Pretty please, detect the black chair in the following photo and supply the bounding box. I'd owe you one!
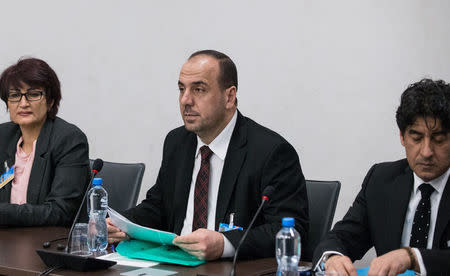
[89,159,145,212]
[302,180,341,261]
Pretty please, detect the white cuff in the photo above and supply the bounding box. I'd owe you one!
[313,251,344,271]
[221,234,236,258]
[412,248,426,276]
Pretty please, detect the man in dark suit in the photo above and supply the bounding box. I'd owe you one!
[314,79,450,275]
[107,50,308,260]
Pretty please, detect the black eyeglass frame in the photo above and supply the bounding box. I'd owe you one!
[7,91,46,102]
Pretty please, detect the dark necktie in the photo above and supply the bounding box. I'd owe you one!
[409,183,435,248]
[192,146,213,232]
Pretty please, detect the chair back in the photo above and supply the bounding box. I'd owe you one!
[89,159,145,212]
[302,180,340,261]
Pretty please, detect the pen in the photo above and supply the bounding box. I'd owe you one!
[229,213,234,228]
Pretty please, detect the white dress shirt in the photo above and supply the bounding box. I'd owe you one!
[401,168,450,275]
[180,111,238,257]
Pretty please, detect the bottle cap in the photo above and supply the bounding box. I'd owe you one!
[282,217,295,227]
[92,178,103,186]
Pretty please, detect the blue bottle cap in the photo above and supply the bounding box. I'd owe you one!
[92,178,103,186]
[282,217,295,227]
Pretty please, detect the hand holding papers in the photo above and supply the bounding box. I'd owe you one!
[107,207,175,244]
[107,207,205,266]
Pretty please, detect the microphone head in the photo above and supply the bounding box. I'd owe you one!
[262,186,275,201]
[92,158,103,173]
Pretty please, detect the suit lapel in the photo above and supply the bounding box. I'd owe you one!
[388,166,414,248]
[173,132,197,234]
[4,127,20,167]
[0,126,21,202]
[433,175,450,248]
[27,119,52,204]
[215,112,247,229]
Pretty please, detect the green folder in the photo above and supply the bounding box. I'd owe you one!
[356,267,414,276]
[116,240,206,267]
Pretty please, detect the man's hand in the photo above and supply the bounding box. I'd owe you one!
[172,229,224,260]
[325,255,358,276]
[106,218,128,244]
[368,248,414,276]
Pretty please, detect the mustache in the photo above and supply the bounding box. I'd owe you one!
[183,106,200,116]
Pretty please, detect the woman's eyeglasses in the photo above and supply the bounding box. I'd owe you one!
[7,91,46,102]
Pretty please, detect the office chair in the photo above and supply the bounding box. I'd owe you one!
[89,159,145,212]
[302,180,341,261]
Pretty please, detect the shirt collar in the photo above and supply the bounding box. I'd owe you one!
[195,111,238,161]
[413,167,450,195]
[16,137,37,158]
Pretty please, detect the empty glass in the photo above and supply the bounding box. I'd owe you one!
[70,223,91,256]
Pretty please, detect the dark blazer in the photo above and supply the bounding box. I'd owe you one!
[0,117,90,226]
[313,159,450,274]
[123,111,308,258]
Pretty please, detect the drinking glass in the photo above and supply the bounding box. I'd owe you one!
[70,223,91,256]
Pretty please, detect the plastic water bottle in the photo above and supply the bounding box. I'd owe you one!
[87,177,108,252]
[276,217,301,276]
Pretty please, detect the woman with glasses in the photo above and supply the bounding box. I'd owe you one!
[0,58,90,226]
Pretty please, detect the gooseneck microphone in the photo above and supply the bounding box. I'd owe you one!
[37,159,116,272]
[230,186,275,276]
[41,159,103,251]
[65,158,103,253]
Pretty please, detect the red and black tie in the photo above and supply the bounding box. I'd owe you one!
[192,146,213,232]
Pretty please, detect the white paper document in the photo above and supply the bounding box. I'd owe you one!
[120,267,178,276]
[97,252,158,268]
[107,207,176,244]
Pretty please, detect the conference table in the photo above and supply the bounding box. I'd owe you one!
[0,227,308,276]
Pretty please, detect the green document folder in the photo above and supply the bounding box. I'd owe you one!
[108,207,205,266]
[356,267,414,276]
[116,240,206,267]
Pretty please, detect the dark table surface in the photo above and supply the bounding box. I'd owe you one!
[0,226,302,276]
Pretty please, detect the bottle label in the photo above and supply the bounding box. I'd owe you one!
[100,197,108,209]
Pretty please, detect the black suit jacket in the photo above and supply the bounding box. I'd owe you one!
[0,117,90,226]
[313,159,450,274]
[123,112,308,258]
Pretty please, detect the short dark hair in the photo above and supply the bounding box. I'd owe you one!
[396,78,450,134]
[0,57,61,119]
[189,50,238,91]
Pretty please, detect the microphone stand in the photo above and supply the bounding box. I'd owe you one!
[230,197,269,276]
[65,169,98,253]
[36,160,116,272]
